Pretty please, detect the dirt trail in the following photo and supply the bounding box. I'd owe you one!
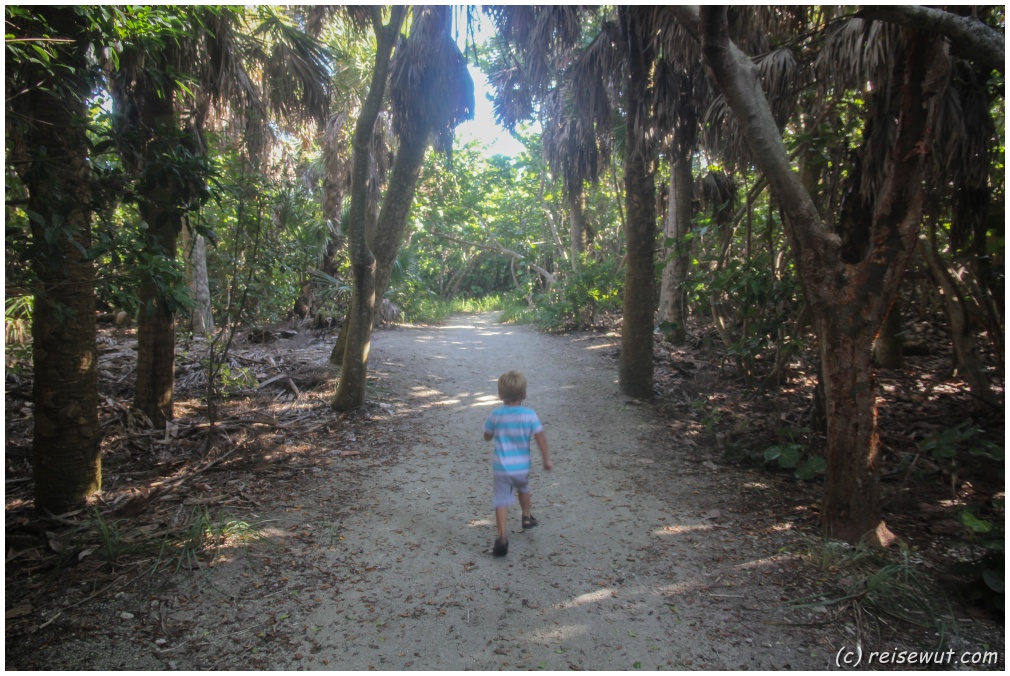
[26,313,836,670]
[255,313,831,670]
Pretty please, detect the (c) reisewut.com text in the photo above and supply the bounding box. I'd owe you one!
[835,646,1001,668]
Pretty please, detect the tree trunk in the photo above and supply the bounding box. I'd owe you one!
[684,6,948,545]
[29,185,102,513]
[329,314,349,366]
[569,181,587,266]
[134,210,180,426]
[658,151,694,345]
[332,7,404,411]
[300,114,349,320]
[816,312,887,543]
[618,6,658,399]
[182,225,214,335]
[918,237,999,412]
[372,117,431,304]
[874,300,904,368]
[120,73,183,428]
[12,7,102,513]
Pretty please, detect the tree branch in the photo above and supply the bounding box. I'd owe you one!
[858,5,1004,74]
[685,6,838,268]
[432,231,556,288]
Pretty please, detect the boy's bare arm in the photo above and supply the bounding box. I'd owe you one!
[534,431,552,471]
[484,431,493,441]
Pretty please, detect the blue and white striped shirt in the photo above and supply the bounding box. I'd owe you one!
[484,405,543,476]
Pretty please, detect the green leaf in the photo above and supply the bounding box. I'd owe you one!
[795,464,817,481]
[930,445,958,459]
[807,455,827,472]
[777,445,800,468]
[959,511,992,534]
[982,569,1004,594]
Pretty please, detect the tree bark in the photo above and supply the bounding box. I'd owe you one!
[874,300,904,368]
[569,181,587,266]
[857,5,1004,75]
[114,57,185,428]
[618,6,658,399]
[134,202,180,427]
[658,150,694,345]
[11,7,102,513]
[182,225,214,335]
[371,116,431,304]
[332,7,404,411]
[682,5,948,545]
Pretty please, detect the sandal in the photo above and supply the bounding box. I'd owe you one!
[493,537,508,557]
[522,515,538,530]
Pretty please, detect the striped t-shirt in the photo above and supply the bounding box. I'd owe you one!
[483,405,543,476]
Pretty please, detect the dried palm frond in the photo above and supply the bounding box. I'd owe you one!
[927,57,996,250]
[552,20,621,185]
[815,17,900,97]
[388,6,474,155]
[701,169,738,226]
[486,5,596,131]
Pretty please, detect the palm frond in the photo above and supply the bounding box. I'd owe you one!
[389,6,474,154]
[755,46,802,128]
[701,169,738,225]
[253,7,332,128]
[486,6,596,130]
[815,17,900,96]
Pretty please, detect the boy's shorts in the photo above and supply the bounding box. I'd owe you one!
[492,472,530,508]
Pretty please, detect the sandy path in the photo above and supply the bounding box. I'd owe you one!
[281,313,830,670]
[71,313,834,670]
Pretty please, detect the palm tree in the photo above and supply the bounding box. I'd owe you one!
[651,13,715,345]
[488,6,663,397]
[110,6,331,427]
[6,6,104,512]
[333,5,475,411]
[330,5,404,411]
[614,6,662,398]
[371,6,474,303]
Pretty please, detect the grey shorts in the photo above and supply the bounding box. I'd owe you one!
[492,472,530,508]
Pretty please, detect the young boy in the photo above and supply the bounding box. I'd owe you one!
[483,370,552,557]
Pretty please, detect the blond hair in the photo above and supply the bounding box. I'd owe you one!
[497,370,527,403]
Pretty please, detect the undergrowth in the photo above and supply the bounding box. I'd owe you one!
[786,536,957,648]
[400,293,529,324]
[59,506,275,576]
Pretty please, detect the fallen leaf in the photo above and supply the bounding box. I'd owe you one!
[46,531,65,554]
[5,604,32,619]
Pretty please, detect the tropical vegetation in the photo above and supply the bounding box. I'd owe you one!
[5,4,1003,563]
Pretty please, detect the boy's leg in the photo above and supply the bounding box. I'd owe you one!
[495,506,508,540]
[518,491,532,519]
